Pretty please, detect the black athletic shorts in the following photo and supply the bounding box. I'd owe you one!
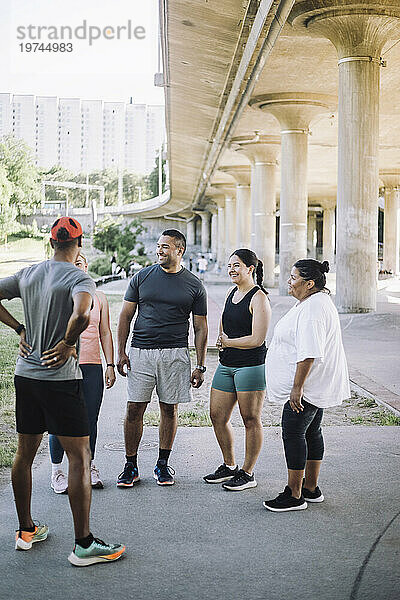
[14,375,89,437]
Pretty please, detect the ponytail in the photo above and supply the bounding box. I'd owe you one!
[255,260,268,295]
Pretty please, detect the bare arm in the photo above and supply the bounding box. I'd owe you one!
[219,291,271,349]
[0,294,29,356]
[0,296,22,331]
[117,299,137,376]
[191,314,208,388]
[289,358,315,413]
[97,291,116,389]
[41,291,92,368]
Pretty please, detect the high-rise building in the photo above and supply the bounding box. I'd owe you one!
[12,95,35,150]
[103,102,125,170]
[58,98,81,173]
[36,96,58,170]
[0,94,165,176]
[145,105,165,174]
[125,103,146,174]
[0,93,12,138]
[81,100,103,172]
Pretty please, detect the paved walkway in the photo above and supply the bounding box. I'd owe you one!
[0,393,398,599]
[0,274,399,599]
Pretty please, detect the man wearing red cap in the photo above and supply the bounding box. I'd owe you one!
[0,217,125,566]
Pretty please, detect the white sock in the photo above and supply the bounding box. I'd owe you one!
[225,464,236,470]
[51,463,63,476]
[244,471,253,477]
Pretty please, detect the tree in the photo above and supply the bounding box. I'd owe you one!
[92,214,122,253]
[92,215,147,272]
[0,165,17,244]
[147,155,167,198]
[0,135,41,216]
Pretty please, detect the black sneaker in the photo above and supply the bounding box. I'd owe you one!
[117,462,140,487]
[302,485,324,503]
[222,469,257,491]
[203,464,238,484]
[263,485,307,512]
[153,459,175,486]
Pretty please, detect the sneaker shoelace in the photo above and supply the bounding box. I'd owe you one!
[230,469,246,482]
[158,464,175,477]
[92,537,108,548]
[118,464,135,479]
[276,487,293,501]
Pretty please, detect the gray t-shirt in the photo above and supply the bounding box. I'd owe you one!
[124,264,207,349]
[0,260,96,380]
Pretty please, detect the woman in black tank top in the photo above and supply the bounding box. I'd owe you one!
[203,249,271,491]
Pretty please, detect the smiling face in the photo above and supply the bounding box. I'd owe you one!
[227,254,255,286]
[288,266,315,300]
[75,254,88,273]
[156,235,184,269]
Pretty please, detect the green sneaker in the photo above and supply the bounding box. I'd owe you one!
[68,537,126,567]
[15,522,49,550]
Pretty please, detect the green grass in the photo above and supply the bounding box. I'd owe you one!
[375,410,400,426]
[144,410,212,427]
[0,237,46,278]
[356,397,377,408]
[350,409,400,426]
[0,299,24,466]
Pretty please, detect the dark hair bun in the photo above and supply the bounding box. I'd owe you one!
[320,260,330,273]
[56,227,70,241]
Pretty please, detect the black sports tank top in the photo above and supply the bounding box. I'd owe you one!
[219,286,267,367]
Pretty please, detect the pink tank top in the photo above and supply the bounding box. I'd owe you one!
[79,293,102,364]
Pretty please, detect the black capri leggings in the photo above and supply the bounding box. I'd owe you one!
[282,400,324,470]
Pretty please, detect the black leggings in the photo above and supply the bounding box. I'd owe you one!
[282,400,324,470]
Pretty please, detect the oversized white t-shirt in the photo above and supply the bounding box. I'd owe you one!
[266,292,350,408]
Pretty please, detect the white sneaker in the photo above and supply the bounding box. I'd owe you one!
[90,463,104,489]
[51,469,68,494]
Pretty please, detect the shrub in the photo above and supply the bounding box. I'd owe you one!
[89,256,112,277]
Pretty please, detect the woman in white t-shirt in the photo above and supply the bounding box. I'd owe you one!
[263,259,350,512]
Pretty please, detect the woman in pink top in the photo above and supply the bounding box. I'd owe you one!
[49,253,116,493]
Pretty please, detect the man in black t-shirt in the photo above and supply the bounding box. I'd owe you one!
[116,229,208,487]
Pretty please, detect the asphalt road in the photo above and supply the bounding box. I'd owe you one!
[0,372,399,600]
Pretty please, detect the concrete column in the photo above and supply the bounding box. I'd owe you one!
[216,199,225,267]
[224,195,237,260]
[198,212,211,253]
[186,218,196,247]
[250,93,336,294]
[219,166,251,249]
[307,211,317,258]
[212,182,237,261]
[210,208,218,257]
[380,171,400,274]
[320,198,336,267]
[290,2,400,311]
[231,135,280,287]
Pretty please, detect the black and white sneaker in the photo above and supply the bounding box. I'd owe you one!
[222,469,257,491]
[203,464,238,484]
[302,485,324,503]
[263,486,308,512]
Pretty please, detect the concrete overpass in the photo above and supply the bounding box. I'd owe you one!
[98,2,400,312]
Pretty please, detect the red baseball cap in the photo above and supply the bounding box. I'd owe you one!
[51,217,83,241]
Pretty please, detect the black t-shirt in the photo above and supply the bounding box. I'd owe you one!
[219,286,266,367]
[124,264,207,349]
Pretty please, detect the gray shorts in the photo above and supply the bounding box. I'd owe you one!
[127,347,192,405]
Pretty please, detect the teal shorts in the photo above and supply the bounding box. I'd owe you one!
[211,363,266,393]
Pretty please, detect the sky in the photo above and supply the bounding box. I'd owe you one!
[0,0,164,104]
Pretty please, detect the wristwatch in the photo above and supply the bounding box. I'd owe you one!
[15,324,25,335]
[196,365,207,373]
